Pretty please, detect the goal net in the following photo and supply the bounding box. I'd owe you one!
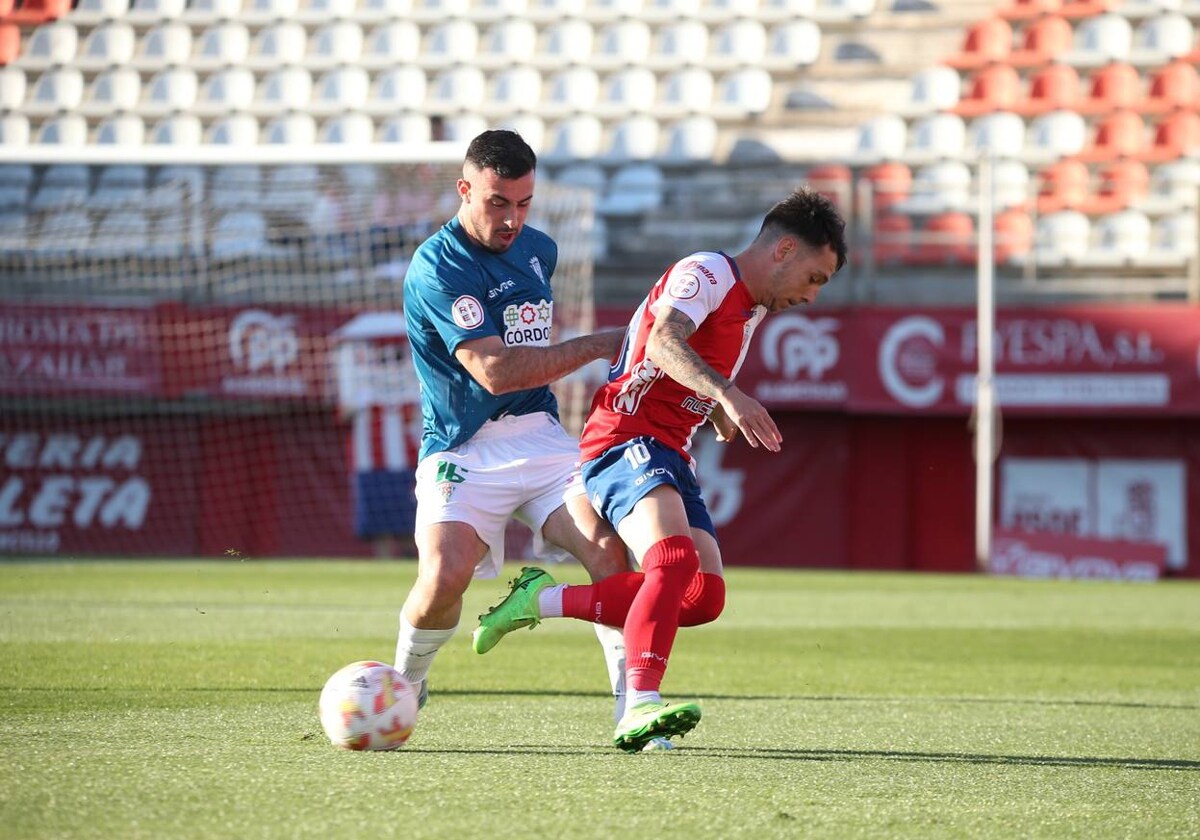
[0,149,597,559]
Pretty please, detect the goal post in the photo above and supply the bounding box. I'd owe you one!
[0,147,597,559]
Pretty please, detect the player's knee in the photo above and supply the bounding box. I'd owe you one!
[680,573,725,626]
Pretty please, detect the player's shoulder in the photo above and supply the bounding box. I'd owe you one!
[407,222,481,294]
[520,224,558,262]
[671,251,733,282]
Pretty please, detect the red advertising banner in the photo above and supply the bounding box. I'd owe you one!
[0,301,162,397]
[990,529,1167,581]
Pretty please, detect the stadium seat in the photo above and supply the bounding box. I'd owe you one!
[1087,208,1151,264]
[14,20,78,70]
[0,211,30,252]
[246,21,308,70]
[241,0,300,24]
[1138,157,1200,213]
[7,0,71,25]
[140,67,198,116]
[306,21,364,70]
[708,19,767,70]
[711,67,772,118]
[471,0,530,21]
[542,114,603,162]
[592,19,651,70]
[910,211,975,266]
[442,112,489,141]
[997,0,1062,20]
[34,112,87,144]
[602,114,661,161]
[810,0,875,20]
[657,67,715,118]
[872,213,912,265]
[145,210,190,257]
[80,66,140,117]
[526,0,586,19]
[195,66,256,116]
[992,207,1034,263]
[805,162,853,214]
[255,66,313,114]
[1063,14,1132,67]
[541,66,600,118]
[0,164,34,211]
[897,65,961,116]
[1078,157,1149,214]
[539,19,594,67]
[700,0,759,22]
[1075,61,1140,115]
[310,65,370,116]
[353,0,415,21]
[1013,62,1082,115]
[482,65,540,117]
[95,112,145,145]
[595,66,657,117]
[586,0,645,20]
[30,164,89,212]
[319,111,374,144]
[150,165,204,207]
[180,0,242,24]
[133,22,193,71]
[421,19,479,68]
[0,112,31,150]
[641,0,699,19]
[551,161,607,196]
[23,66,84,116]
[377,111,431,143]
[1142,211,1197,266]
[296,0,358,21]
[88,165,149,211]
[992,158,1032,209]
[191,22,251,71]
[91,210,150,256]
[0,68,24,111]
[33,208,92,253]
[966,111,1026,157]
[409,0,468,20]
[1035,157,1090,212]
[597,162,664,216]
[211,209,269,259]
[1008,15,1073,67]
[0,24,18,66]
[1138,61,1200,115]
[853,113,907,162]
[904,113,966,163]
[763,19,821,69]
[647,19,708,70]
[862,160,912,213]
[944,17,1013,69]
[1025,110,1088,162]
[476,18,537,68]
[427,65,487,111]
[74,21,136,72]
[124,0,186,24]
[262,111,318,144]
[660,114,719,163]
[1033,209,1090,264]
[1058,0,1115,17]
[497,112,544,149]
[148,113,202,145]
[951,64,1022,117]
[368,65,427,114]
[1078,109,1146,161]
[206,113,259,145]
[361,21,421,69]
[760,0,815,17]
[1128,13,1194,66]
[1140,110,1200,163]
[903,160,971,213]
[211,165,262,210]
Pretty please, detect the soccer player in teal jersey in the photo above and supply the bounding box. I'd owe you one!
[393,130,632,719]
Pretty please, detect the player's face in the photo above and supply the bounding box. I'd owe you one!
[457,165,535,254]
[763,240,838,313]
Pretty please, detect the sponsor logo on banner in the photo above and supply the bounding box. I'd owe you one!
[501,299,552,346]
[222,310,305,396]
[753,314,848,404]
[878,315,946,408]
[990,530,1166,581]
[0,431,150,554]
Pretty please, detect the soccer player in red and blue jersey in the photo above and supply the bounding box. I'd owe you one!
[474,188,848,751]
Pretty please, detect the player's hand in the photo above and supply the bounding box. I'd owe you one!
[718,385,781,452]
[709,402,739,443]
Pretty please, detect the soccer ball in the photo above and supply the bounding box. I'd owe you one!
[318,660,419,751]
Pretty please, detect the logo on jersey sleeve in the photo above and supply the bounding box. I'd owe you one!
[501,299,553,346]
[667,272,701,300]
[451,295,485,329]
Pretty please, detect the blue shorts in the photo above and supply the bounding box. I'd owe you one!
[581,436,715,539]
[354,469,417,539]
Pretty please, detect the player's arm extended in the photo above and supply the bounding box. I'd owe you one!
[646,308,782,452]
[455,329,624,395]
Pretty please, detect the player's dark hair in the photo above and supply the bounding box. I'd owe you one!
[464,130,537,180]
[758,187,848,272]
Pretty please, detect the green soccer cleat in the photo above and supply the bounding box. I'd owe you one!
[472,566,556,654]
[612,701,702,753]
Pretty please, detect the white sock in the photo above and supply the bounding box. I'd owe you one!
[537,584,566,618]
[394,613,457,687]
[627,688,662,710]
[592,623,627,723]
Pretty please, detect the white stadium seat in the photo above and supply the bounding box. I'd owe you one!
[70,0,132,24]
[708,19,767,70]
[587,0,645,21]
[764,19,821,69]
[140,67,199,116]
[378,112,432,143]
[541,66,600,118]
[361,21,420,69]
[760,0,816,17]
[148,113,203,145]
[296,0,359,21]
[543,114,604,163]
[255,66,313,114]
[904,113,966,164]
[992,159,1031,210]
[476,18,538,68]
[483,66,542,117]
[24,67,84,116]
[647,19,709,71]
[1128,13,1194,66]
[75,21,136,72]
[191,22,251,71]
[247,21,308,70]
[603,114,661,162]
[642,0,700,20]
[711,67,773,117]
[811,0,875,19]
[897,65,961,116]
[133,22,193,71]
[1063,14,1132,67]
[263,111,318,144]
[551,162,606,196]
[205,113,259,146]
[595,66,657,117]
[241,0,300,25]
[421,19,479,68]
[699,0,760,21]
[195,67,256,116]
[427,65,487,110]
[95,112,146,146]
[498,112,545,150]
[598,162,664,215]
[409,0,469,20]
[0,67,24,110]
[471,0,529,20]
[658,67,715,118]
[310,66,370,115]
[80,67,141,118]
[527,0,586,17]
[368,66,428,114]
[125,0,187,23]
[319,112,375,144]
[1143,212,1198,266]
[966,112,1026,157]
[151,165,205,206]
[0,118,28,154]
[354,0,414,21]
[35,113,88,146]
[1088,209,1151,264]
[1025,110,1087,163]
[901,160,972,212]
[0,212,30,251]
[592,19,651,70]
[306,21,365,70]
[854,113,907,162]
[1138,159,1200,214]
[442,113,490,141]
[1033,210,1090,265]
[181,0,243,24]
[15,21,78,70]
[539,19,594,67]
[660,114,719,163]
[211,210,269,259]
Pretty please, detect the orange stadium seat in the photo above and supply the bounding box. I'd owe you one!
[8,0,71,24]
[944,17,1013,70]
[1058,0,1113,18]
[1139,110,1200,163]
[1013,62,1082,115]
[1078,157,1150,214]
[0,0,13,17]
[872,213,913,266]
[997,0,1062,21]
[910,211,976,266]
[1075,62,1141,115]
[1035,157,1090,213]
[1009,15,1073,68]
[1079,109,1147,162]
[0,23,19,65]
[1138,61,1200,116]
[805,163,852,215]
[993,207,1033,263]
[862,161,912,214]
[952,64,1022,117]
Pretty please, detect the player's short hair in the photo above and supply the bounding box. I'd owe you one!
[758,187,848,272]
[464,130,537,180]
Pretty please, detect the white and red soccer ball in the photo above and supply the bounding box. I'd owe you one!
[318,660,419,751]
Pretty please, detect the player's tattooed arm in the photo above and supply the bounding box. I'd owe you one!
[455,329,624,395]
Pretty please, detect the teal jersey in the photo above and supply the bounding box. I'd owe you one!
[403,216,560,460]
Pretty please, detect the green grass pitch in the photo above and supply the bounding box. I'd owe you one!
[1,560,1197,840]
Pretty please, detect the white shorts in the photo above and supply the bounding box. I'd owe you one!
[414,412,585,579]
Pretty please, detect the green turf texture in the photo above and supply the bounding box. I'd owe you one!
[1,560,1197,840]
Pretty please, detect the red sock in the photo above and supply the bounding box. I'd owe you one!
[679,573,725,627]
[624,535,699,692]
[561,571,642,625]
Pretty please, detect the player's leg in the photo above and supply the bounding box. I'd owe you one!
[679,525,725,627]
